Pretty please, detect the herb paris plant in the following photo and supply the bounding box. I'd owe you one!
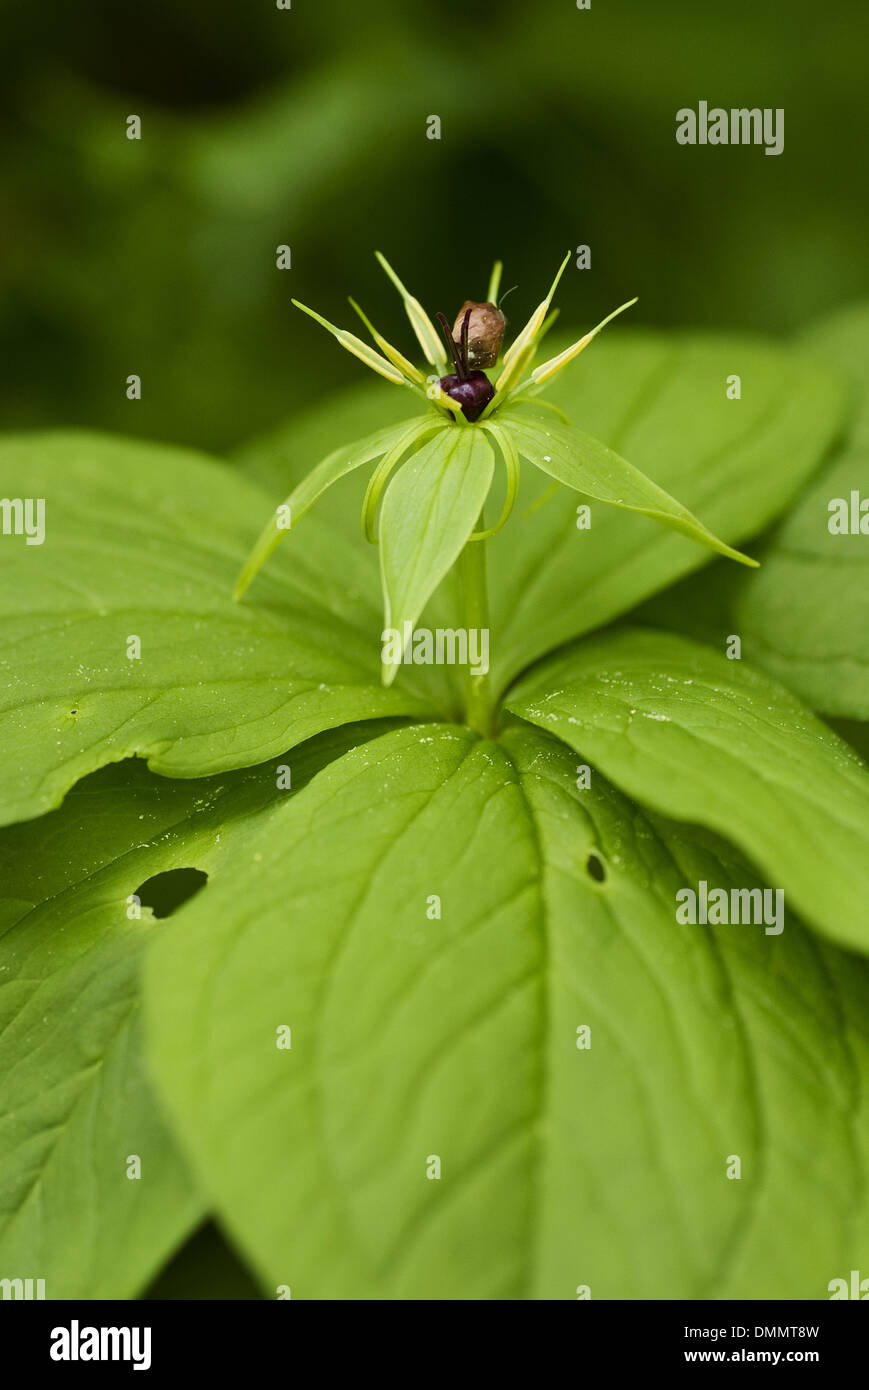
[2,286,868,1301]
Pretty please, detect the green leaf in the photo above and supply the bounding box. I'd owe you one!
[488,331,843,694]
[797,301,869,448]
[731,303,869,717]
[502,405,758,568]
[0,722,387,1298]
[234,417,428,600]
[146,720,869,1298]
[379,427,495,685]
[508,627,869,954]
[0,432,436,826]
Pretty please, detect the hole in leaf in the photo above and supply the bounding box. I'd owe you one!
[585,852,607,884]
[143,1220,263,1301]
[135,867,208,919]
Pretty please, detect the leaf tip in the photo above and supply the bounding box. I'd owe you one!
[724,544,760,569]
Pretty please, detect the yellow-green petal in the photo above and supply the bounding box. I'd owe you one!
[374,252,446,368]
[348,298,426,384]
[292,299,406,385]
[499,250,571,376]
[531,298,638,385]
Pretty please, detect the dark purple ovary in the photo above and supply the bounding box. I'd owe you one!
[438,370,495,421]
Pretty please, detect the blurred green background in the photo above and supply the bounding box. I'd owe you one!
[1,0,865,453]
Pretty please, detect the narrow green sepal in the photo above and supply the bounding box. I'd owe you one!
[374,252,447,368]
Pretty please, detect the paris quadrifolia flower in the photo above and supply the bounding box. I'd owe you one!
[234,252,756,689]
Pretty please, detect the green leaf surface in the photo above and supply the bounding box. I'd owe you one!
[0,432,437,826]
[146,720,869,1298]
[0,721,389,1298]
[731,303,869,717]
[501,405,756,568]
[508,627,869,954]
[379,427,495,685]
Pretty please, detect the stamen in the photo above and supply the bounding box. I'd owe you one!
[437,312,466,379]
[460,308,472,380]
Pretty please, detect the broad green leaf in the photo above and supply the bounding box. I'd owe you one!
[731,302,869,717]
[379,427,495,685]
[146,720,869,1298]
[234,417,428,600]
[0,721,387,1298]
[502,406,757,568]
[0,432,438,826]
[362,420,449,544]
[508,627,869,954]
[626,547,746,651]
[798,301,869,449]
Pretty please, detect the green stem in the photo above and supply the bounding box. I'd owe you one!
[457,513,496,738]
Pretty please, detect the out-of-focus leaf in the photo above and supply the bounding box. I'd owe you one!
[731,303,869,717]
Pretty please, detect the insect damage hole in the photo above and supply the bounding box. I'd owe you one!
[135,867,208,919]
[585,852,607,884]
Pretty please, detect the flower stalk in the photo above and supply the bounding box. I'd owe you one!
[457,510,495,738]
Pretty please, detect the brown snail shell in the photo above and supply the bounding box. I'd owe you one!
[451,301,506,369]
